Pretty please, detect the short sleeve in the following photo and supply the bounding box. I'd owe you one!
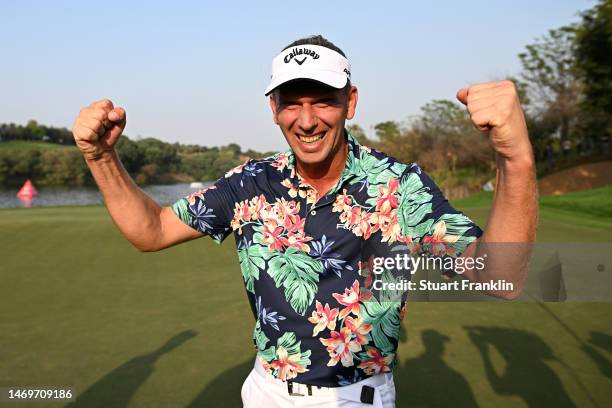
[397,163,483,277]
[170,174,237,244]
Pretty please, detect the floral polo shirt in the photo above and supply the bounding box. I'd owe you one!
[171,128,483,387]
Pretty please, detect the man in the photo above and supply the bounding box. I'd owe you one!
[72,35,537,407]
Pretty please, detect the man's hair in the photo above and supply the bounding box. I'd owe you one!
[281,34,348,58]
[272,34,352,103]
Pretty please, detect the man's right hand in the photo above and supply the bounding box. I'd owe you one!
[72,99,126,161]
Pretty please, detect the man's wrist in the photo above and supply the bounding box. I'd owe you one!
[84,148,117,164]
[496,150,535,175]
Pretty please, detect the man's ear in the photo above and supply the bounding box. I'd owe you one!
[346,86,358,120]
[269,95,279,125]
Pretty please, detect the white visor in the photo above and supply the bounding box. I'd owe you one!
[264,44,351,96]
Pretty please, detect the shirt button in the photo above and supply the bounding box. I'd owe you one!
[310,210,316,216]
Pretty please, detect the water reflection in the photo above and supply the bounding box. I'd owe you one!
[17,197,33,207]
[0,183,210,209]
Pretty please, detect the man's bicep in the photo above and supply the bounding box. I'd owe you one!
[156,206,204,250]
[456,237,480,282]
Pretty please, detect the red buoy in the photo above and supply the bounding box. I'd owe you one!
[16,179,38,199]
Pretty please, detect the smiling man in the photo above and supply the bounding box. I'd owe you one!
[72,35,537,407]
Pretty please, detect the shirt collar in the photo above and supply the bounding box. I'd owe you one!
[284,128,362,193]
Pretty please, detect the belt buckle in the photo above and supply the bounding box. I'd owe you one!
[287,381,314,396]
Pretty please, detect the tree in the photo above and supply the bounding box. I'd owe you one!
[518,26,582,141]
[26,120,45,140]
[418,100,471,136]
[346,124,370,145]
[115,136,144,174]
[413,100,493,172]
[574,0,612,137]
[374,121,401,142]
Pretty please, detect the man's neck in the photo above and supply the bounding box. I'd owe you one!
[295,139,348,198]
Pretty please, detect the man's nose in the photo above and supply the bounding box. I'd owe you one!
[297,104,317,132]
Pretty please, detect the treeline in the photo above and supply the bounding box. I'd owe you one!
[1,1,610,192]
[346,0,612,193]
[346,100,496,196]
[0,122,274,187]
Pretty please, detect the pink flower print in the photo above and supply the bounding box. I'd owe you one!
[270,346,307,381]
[308,301,339,336]
[332,280,372,319]
[376,178,400,213]
[423,221,460,256]
[357,349,394,375]
[319,327,362,367]
[344,316,372,345]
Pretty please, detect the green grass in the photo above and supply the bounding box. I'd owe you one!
[452,187,612,236]
[0,140,75,151]
[539,187,612,219]
[1,197,611,407]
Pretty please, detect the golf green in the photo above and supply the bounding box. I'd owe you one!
[1,190,611,407]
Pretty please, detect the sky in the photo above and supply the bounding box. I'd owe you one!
[0,0,595,152]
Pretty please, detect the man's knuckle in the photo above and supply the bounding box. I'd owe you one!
[502,80,515,90]
[91,109,106,121]
[92,98,114,110]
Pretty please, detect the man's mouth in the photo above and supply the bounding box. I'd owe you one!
[296,132,325,144]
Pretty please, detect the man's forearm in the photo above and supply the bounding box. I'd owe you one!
[485,154,538,242]
[462,153,538,298]
[85,149,163,251]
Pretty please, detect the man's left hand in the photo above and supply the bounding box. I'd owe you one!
[456,80,532,163]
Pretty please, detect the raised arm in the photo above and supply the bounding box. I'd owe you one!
[456,80,538,299]
[72,99,202,252]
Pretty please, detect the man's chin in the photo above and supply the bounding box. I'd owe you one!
[293,149,328,165]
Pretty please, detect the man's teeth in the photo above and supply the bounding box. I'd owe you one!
[298,133,324,143]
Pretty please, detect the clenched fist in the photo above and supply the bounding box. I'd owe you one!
[72,99,126,161]
[456,80,532,163]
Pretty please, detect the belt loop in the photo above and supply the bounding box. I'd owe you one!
[307,384,312,396]
[287,380,293,395]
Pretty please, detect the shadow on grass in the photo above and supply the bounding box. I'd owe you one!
[394,329,477,407]
[65,330,197,408]
[464,326,575,407]
[186,359,253,408]
[582,331,612,379]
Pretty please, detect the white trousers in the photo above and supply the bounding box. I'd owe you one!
[241,359,396,407]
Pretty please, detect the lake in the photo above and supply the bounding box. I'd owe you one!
[0,183,211,209]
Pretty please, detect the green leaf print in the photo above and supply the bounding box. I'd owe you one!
[267,247,324,316]
[378,270,405,303]
[253,320,269,351]
[238,242,272,293]
[259,345,277,362]
[171,198,192,226]
[397,172,434,240]
[390,162,408,177]
[361,299,401,354]
[277,332,312,367]
[357,153,391,183]
[259,332,312,369]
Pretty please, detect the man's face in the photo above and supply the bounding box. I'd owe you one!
[270,79,358,165]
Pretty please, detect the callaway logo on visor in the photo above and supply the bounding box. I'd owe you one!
[264,44,352,96]
[284,47,320,65]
